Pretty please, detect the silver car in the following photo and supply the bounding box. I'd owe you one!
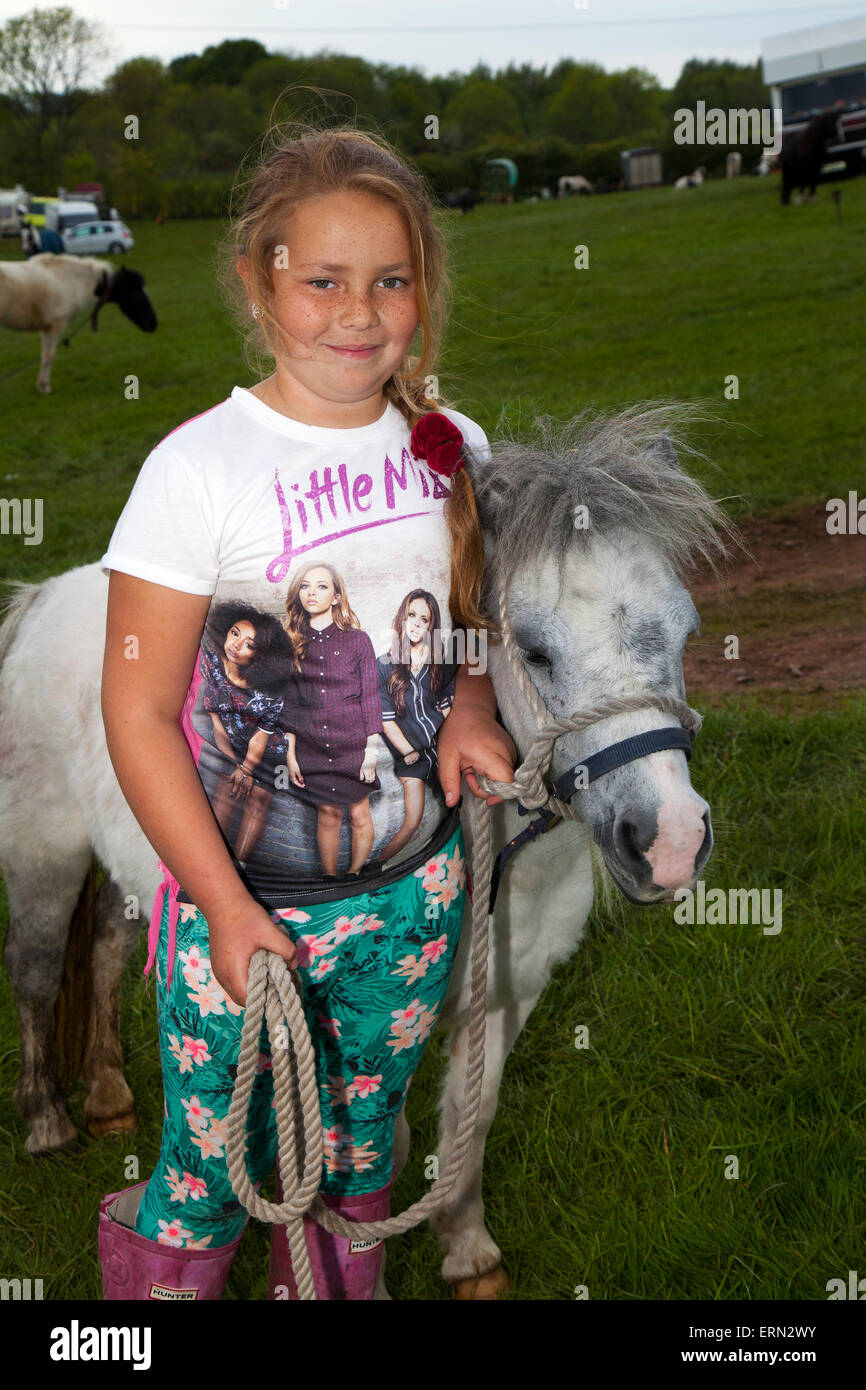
[61,220,135,255]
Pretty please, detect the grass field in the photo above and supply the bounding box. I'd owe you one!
[0,175,863,1299]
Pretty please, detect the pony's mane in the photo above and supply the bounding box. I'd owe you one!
[468,402,738,598]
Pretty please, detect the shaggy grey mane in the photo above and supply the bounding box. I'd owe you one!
[466,402,738,605]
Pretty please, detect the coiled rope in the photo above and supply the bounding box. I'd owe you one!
[225,574,702,1297]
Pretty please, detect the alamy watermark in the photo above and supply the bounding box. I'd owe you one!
[673,881,782,935]
[674,103,783,157]
[0,497,42,545]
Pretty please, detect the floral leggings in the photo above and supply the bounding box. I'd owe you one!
[135,826,466,1251]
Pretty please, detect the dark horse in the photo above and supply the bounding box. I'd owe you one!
[780,109,841,205]
[440,187,478,214]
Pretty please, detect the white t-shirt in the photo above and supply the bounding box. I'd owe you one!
[101,386,489,898]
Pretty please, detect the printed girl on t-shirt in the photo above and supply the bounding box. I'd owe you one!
[281,561,384,880]
[199,601,294,869]
[375,588,457,864]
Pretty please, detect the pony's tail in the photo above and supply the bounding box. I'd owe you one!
[54,859,101,1092]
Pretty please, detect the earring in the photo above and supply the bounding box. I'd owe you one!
[250,302,261,320]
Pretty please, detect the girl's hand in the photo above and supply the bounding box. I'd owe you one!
[404,750,420,765]
[437,706,517,807]
[207,896,297,1007]
[359,754,378,783]
[286,756,305,788]
[228,766,253,799]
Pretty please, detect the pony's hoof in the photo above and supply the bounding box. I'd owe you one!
[450,1265,511,1300]
[24,1110,80,1155]
[86,1109,138,1138]
[26,1133,83,1158]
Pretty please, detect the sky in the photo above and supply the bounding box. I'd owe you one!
[4,0,866,87]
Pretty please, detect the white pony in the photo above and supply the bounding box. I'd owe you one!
[0,253,157,392]
[0,404,730,1297]
[674,166,707,190]
[558,175,594,197]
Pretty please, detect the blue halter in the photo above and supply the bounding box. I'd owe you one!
[487,724,695,912]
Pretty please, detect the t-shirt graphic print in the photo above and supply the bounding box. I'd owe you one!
[101,387,489,899]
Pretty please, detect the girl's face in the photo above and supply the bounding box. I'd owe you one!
[224,620,256,665]
[405,598,432,645]
[299,568,338,616]
[241,190,419,418]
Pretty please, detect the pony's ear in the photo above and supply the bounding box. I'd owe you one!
[472,474,510,533]
[651,432,680,469]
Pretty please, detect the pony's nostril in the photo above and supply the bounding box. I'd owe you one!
[613,809,655,867]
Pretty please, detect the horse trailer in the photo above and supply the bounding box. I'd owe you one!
[762,16,866,178]
[620,148,663,189]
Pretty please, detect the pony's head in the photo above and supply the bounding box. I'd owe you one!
[469,403,742,903]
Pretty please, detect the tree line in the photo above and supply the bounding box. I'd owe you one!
[0,7,768,216]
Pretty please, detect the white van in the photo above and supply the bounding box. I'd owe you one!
[44,199,100,234]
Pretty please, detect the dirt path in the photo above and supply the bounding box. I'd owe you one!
[683,503,865,703]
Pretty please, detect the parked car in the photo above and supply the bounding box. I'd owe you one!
[61,220,135,255]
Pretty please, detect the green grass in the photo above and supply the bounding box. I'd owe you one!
[1,178,863,1299]
[2,175,865,586]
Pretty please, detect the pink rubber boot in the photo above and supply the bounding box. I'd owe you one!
[268,1170,391,1300]
[99,1182,243,1301]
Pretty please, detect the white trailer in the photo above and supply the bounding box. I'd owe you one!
[0,185,29,236]
[762,17,866,175]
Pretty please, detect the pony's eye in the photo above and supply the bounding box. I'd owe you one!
[524,649,551,669]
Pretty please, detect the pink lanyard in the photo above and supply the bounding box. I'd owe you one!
[145,859,182,991]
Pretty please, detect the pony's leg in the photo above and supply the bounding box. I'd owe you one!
[82,873,139,1137]
[371,1098,409,1300]
[36,320,65,394]
[430,993,539,1297]
[391,1098,411,1180]
[2,845,93,1154]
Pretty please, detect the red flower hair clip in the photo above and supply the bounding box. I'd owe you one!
[410,412,465,478]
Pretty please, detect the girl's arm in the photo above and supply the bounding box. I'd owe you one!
[208,710,237,762]
[101,571,296,1003]
[435,661,517,807]
[285,729,304,785]
[242,726,269,771]
[381,717,415,757]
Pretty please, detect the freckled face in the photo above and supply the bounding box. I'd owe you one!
[264,191,419,404]
[224,621,256,665]
[405,599,432,644]
[299,568,338,615]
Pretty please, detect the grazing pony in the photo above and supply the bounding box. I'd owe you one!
[558,175,594,197]
[440,187,478,214]
[674,166,706,190]
[779,109,841,204]
[0,253,157,393]
[0,404,730,1297]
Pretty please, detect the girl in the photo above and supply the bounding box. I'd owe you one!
[376,589,457,864]
[282,561,382,878]
[199,602,294,867]
[98,120,516,1302]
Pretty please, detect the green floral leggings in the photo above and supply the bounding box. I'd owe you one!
[135,826,466,1251]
